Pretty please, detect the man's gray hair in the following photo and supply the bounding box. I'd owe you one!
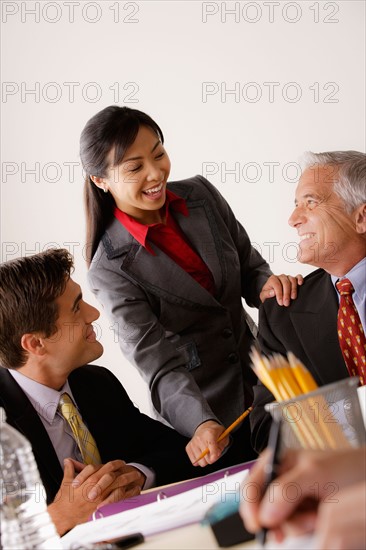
[301,150,366,213]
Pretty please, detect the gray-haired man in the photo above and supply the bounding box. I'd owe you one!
[250,151,366,452]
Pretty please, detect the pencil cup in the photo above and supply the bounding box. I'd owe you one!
[265,377,366,451]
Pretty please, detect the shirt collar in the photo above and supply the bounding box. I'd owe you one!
[9,369,75,425]
[332,257,366,299]
[114,189,188,250]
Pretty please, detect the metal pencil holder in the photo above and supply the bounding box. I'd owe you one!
[265,377,366,451]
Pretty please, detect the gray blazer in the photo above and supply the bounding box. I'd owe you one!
[88,176,271,437]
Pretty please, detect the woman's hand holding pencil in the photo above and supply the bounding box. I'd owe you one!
[185,420,232,467]
[186,407,253,466]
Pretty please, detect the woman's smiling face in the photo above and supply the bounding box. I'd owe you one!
[97,125,171,224]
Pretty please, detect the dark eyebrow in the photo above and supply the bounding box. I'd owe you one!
[72,292,82,311]
[123,140,161,163]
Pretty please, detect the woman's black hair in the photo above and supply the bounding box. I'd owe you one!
[80,106,164,265]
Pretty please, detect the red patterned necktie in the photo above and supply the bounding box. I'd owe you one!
[336,278,366,386]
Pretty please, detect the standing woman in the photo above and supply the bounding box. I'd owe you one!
[80,106,300,468]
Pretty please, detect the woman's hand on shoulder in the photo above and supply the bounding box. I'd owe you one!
[260,274,304,307]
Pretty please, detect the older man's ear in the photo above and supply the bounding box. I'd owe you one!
[354,203,366,234]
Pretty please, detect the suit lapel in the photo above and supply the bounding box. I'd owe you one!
[174,198,225,295]
[289,274,348,383]
[0,370,63,493]
[105,188,225,310]
[122,244,222,310]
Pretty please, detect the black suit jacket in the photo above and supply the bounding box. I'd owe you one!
[0,365,202,503]
[250,269,349,452]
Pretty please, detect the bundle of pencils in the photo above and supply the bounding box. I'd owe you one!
[250,347,350,450]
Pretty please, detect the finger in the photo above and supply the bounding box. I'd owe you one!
[259,465,315,528]
[96,478,142,507]
[296,274,304,285]
[259,287,276,303]
[189,445,212,467]
[207,436,228,462]
[124,485,141,498]
[68,458,86,473]
[240,448,271,532]
[53,459,77,505]
[88,469,142,501]
[241,449,303,533]
[62,458,76,484]
[74,459,128,487]
[102,459,127,471]
[188,442,220,467]
[277,274,292,306]
[288,275,299,300]
[272,526,286,543]
[97,483,141,509]
[186,442,200,465]
[263,276,286,306]
[122,484,142,501]
[91,459,126,475]
[284,509,317,537]
[186,436,215,467]
[120,482,143,501]
[195,448,219,467]
[197,435,228,466]
[72,463,100,487]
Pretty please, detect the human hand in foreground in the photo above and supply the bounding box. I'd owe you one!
[315,481,366,550]
[185,420,229,467]
[48,458,145,535]
[240,447,366,548]
[260,274,304,306]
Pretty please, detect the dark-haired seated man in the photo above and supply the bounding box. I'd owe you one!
[0,249,206,535]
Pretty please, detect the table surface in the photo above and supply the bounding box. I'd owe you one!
[133,522,258,550]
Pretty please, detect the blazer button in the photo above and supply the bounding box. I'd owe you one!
[228,353,238,364]
[222,328,233,339]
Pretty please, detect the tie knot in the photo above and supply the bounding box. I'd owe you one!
[336,278,354,296]
[58,393,76,418]
[59,392,73,406]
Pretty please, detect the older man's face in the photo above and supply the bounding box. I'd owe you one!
[288,165,360,275]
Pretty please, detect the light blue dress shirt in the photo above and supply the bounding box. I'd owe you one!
[9,369,154,488]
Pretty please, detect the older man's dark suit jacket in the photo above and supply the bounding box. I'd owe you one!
[250,268,349,452]
[0,365,202,504]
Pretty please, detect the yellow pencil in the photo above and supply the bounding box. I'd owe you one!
[193,406,253,464]
[287,352,318,393]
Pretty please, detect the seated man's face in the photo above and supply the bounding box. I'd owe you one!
[288,165,361,274]
[44,278,103,373]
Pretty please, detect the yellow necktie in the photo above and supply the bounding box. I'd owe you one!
[58,392,102,465]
